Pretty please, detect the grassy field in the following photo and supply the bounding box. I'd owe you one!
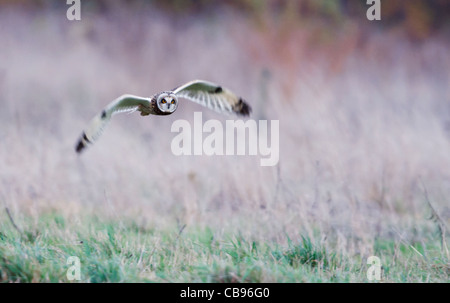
[0,5,449,283]
[0,208,448,282]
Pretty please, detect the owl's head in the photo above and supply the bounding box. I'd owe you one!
[157,92,178,113]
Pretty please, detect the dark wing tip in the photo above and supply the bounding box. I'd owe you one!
[235,98,252,117]
[75,132,90,153]
[75,140,86,153]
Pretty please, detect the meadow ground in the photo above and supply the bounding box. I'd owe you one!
[0,209,449,282]
[0,6,449,282]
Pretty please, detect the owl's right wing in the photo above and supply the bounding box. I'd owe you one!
[173,80,251,117]
[75,94,151,153]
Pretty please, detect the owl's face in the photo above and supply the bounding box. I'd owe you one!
[157,93,178,113]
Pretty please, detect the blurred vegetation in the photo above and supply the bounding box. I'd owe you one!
[1,0,449,41]
[1,210,448,282]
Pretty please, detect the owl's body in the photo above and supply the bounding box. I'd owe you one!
[75,80,251,153]
[138,91,177,116]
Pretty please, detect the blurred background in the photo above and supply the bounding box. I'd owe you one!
[0,0,449,255]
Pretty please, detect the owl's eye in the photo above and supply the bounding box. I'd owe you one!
[171,100,175,104]
[161,99,166,104]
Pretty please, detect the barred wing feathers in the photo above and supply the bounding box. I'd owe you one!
[173,80,251,117]
[75,94,151,153]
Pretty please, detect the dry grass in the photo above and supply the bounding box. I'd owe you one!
[0,6,449,282]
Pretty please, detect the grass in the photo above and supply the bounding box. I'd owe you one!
[0,209,448,283]
[0,6,449,283]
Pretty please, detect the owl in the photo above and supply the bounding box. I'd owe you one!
[75,80,251,153]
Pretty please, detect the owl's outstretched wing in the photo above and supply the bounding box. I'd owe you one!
[75,94,151,153]
[173,80,251,116]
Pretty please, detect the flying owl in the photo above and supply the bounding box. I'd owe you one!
[75,80,251,153]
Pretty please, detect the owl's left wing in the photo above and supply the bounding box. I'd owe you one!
[173,80,251,116]
[75,94,152,153]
